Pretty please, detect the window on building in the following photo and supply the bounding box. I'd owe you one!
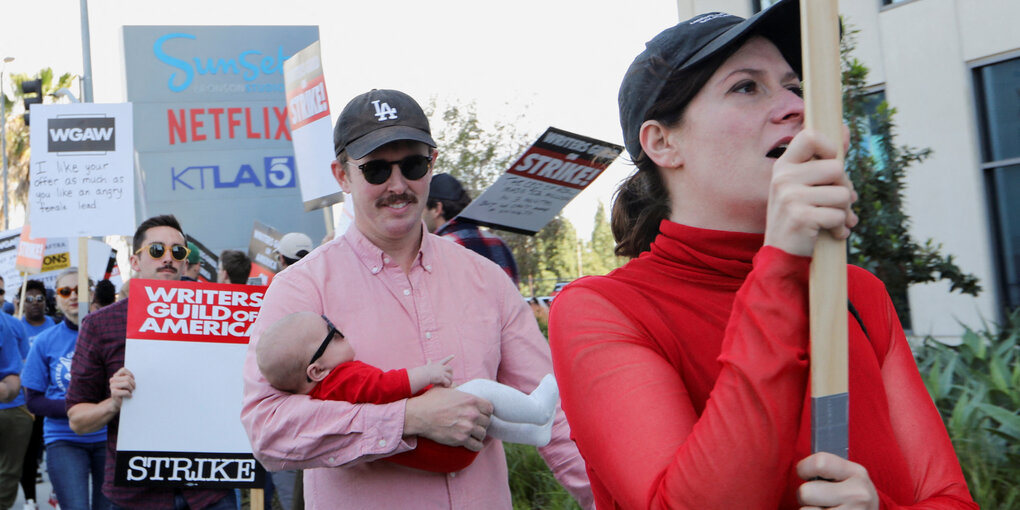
[975,56,1020,311]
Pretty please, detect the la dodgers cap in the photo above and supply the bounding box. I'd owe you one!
[618,0,801,160]
[333,89,437,160]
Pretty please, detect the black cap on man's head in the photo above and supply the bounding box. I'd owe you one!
[428,173,467,202]
[618,0,800,160]
[333,89,436,160]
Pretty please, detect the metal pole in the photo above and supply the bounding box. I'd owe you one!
[80,0,94,103]
[1,56,12,230]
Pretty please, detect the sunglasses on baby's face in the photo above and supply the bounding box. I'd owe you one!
[356,154,431,185]
[135,242,191,262]
[307,315,345,382]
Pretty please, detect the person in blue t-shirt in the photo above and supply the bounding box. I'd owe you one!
[0,309,31,509]
[19,279,56,343]
[22,268,111,510]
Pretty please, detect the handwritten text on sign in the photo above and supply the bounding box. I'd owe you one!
[458,127,622,235]
[28,103,135,238]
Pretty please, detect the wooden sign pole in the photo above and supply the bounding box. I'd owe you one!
[801,0,849,458]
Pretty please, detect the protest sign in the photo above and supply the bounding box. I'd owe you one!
[14,225,45,274]
[247,220,282,285]
[185,235,219,283]
[283,40,343,212]
[27,103,135,238]
[457,127,622,235]
[116,279,265,488]
[1,227,123,295]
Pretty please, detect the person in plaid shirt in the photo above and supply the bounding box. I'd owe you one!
[424,173,520,285]
[66,214,236,510]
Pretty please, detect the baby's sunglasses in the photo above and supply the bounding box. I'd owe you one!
[135,242,191,262]
[357,154,431,185]
[308,315,345,382]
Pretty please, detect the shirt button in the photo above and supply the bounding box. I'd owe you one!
[425,265,432,271]
[450,472,457,478]
[383,257,391,263]
[328,457,336,464]
[403,289,410,296]
[371,267,380,274]
[425,332,432,339]
[378,439,387,447]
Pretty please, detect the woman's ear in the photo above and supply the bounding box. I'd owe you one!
[639,120,683,169]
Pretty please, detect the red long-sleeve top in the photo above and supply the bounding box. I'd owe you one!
[548,221,976,509]
[310,360,478,472]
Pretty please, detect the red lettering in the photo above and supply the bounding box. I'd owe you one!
[168,109,186,145]
[208,108,225,139]
[227,108,242,139]
[263,107,270,139]
[190,108,207,142]
[273,107,290,141]
[244,108,261,139]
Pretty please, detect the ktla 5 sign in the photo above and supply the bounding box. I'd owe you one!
[48,117,116,152]
[171,156,295,191]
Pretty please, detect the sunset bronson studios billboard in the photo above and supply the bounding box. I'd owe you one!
[123,26,324,254]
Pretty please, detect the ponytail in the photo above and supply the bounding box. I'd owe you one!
[611,160,670,258]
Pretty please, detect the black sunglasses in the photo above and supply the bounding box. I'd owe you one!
[357,154,431,185]
[308,315,344,382]
[135,242,191,262]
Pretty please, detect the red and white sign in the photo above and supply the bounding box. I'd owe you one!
[457,127,622,235]
[283,40,343,212]
[15,224,46,274]
[116,279,266,488]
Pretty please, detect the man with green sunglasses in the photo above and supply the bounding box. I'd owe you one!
[242,90,592,509]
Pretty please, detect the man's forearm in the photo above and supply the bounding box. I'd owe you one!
[68,400,118,434]
[0,374,19,403]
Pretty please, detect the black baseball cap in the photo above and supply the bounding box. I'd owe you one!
[429,173,467,202]
[618,0,801,160]
[333,89,437,160]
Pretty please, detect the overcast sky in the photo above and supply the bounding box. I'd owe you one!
[1,0,681,237]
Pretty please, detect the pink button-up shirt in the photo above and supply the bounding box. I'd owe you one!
[241,225,592,509]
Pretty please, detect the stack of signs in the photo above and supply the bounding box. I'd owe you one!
[247,220,283,285]
[185,236,219,283]
[27,103,135,238]
[283,41,343,212]
[2,227,123,293]
[457,127,622,235]
[115,279,265,489]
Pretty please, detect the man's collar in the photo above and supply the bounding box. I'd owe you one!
[346,223,435,275]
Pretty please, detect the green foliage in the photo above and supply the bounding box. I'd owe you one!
[840,27,980,326]
[425,98,531,197]
[505,443,582,510]
[581,202,625,277]
[1,67,76,223]
[915,311,1020,508]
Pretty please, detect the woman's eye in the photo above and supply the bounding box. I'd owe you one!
[786,84,804,98]
[731,80,757,94]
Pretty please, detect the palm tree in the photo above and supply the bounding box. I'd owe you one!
[1,67,76,225]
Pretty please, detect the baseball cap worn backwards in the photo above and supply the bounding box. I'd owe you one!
[618,0,800,160]
[333,89,437,160]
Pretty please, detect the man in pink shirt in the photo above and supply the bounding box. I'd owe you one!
[240,89,593,509]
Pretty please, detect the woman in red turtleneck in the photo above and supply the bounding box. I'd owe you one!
[548,1,976,509]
